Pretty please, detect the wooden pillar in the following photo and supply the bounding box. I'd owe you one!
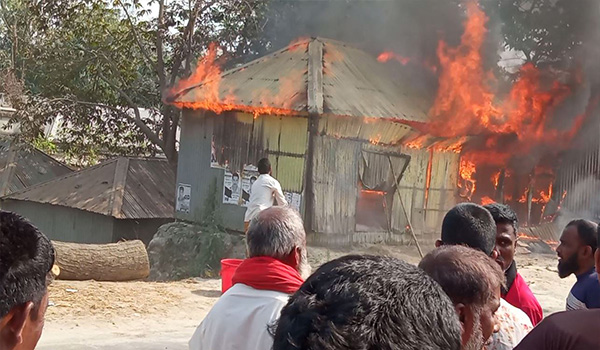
[304,38,323,233]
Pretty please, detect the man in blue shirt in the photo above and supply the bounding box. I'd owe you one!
[514,219,600,350]
[556,219,600,310]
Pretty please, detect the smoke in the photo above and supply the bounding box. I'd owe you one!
[554,176,600,229]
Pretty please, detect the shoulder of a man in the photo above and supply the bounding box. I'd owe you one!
[486,299,533,350]
[583,272,600,308]
[511,273,543,324]
[514,310,600,350]
[189,284,289,350]
[264,174,282,188]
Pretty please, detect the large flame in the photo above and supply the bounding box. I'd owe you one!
[407,1,593,223]
[165,43,306,118]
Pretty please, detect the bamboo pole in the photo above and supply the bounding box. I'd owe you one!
[388,155,424,258]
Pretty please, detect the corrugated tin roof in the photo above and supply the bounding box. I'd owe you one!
[0,140,72,194]
[3,157,175,219]
[171,37,429,123]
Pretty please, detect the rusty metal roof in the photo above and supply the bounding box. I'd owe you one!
[172,37,429,123]
[0,140,72,194]
[3,157,175,219]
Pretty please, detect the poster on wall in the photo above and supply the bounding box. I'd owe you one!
[223,170,241,204]
[241,165,259,207]
[176,183,191,213]
[284,191,302,212]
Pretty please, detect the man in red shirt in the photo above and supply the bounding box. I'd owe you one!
[485,203,543,325]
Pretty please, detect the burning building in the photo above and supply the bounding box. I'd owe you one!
[169,2,599,245]
[169,37,462,245]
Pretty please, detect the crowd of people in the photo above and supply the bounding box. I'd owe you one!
[1,195,600,349]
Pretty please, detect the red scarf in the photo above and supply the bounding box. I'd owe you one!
[232,256,304,294]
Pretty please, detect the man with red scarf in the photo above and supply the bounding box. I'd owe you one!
[189,206,309,350]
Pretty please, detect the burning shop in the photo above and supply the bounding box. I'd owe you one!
[393,1,600,245]
[168,37,462,245]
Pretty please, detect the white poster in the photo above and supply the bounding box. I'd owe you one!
[284,191,302,212]
[223,170,241,204]
[176,183,191,213]
[241,165,259,207]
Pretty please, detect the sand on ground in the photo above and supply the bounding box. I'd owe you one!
[37,245,573,349]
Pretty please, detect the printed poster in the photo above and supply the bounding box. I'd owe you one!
[176,183,191,213]
[223,170,241,204]
[241,165,259,207]
[284,191,302,212]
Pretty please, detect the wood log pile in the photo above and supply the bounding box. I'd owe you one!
[52,240,150,281]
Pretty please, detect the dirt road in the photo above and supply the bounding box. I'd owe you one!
[37,245,572,349]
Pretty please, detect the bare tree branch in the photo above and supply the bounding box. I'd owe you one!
[156,0,166,90]
[116,0,158,74]
[96,72,163,148]
[169,0,216,86]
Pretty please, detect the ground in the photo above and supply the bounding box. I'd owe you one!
[37,244,573,350]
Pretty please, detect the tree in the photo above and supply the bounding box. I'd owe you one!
[0,0,269,165]
[483,0,600,70]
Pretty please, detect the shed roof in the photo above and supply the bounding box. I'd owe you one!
[3,157,175,219]
[0,140,72,195]
[171,37,430,123]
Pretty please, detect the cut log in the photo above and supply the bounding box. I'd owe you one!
[53,240,150,281]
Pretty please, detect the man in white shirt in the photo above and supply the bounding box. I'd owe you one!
[244,158,287,232]
[189,206,310,350]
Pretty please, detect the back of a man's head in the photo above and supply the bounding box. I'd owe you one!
[257,158,271,175]
[273,255,462,350]
[0,211,55,350]
[419,246,503,350]
[441,203,496,255]
[419,245,504,309]
[247,206,305,258]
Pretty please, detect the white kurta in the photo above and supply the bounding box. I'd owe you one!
[244,174,288,222]
[189,283,290,350]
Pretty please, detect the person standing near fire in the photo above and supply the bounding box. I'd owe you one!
[484,203,543,325]
[556,219,600,310]
[243,158,288,232]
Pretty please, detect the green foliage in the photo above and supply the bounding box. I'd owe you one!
[482,0,600,69]
[0,0,270,164]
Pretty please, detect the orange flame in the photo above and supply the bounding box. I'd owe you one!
[369,134,382,145]
[491,171,500,189]
[378,52,410,65]
[166,43,305,118]
[458,159,477,199]
[481,196,495,205]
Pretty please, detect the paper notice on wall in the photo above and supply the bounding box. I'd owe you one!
[284,191,302,212]
[176,183,191,213]
[241,165,259,207]
[223,170,241,204]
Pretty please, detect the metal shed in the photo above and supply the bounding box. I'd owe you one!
[1,157,175,244]
[0,139,72,196]
[172,37,460,244]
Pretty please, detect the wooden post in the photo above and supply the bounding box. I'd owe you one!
[388,155,424,258]
[304,38,324,233]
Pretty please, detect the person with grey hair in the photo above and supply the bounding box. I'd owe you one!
[189,206,309,350]
[420,245,503,350]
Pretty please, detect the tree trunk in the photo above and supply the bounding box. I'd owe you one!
[53,240,150,281]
